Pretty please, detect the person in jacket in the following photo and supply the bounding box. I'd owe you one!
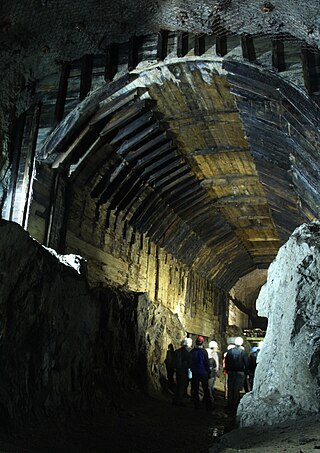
[165,343,175,393]
[190,335,212,410]
[224,336,248,411]
[172,337,192,406]
[206,340,219,400]
[248,345,259,390]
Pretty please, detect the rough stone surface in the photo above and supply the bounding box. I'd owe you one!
[0,219,185,424]
[238,221,320,427]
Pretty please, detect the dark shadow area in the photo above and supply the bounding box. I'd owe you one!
[0,389,236,453]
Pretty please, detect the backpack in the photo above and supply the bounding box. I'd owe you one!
[229,347,245,371]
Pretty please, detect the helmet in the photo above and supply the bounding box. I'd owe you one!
[184,338,192,348]
[196,335,204,345]
[234,336,244,346]
[251,346,258,353]
[209,340,218,349]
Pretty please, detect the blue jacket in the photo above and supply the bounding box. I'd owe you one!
[190,346,210,375]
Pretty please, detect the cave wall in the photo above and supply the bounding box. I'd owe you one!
[238,221,320,427]
[0,219,188,423]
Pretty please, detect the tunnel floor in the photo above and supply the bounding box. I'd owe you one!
[0,388,235,453]
[0,388,319,452]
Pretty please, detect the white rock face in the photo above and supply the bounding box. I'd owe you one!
[238,222,320,427]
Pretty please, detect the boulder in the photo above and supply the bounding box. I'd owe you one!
[238,222,320,426]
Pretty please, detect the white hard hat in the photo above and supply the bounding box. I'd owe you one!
[234,336,244,346]
[209,340,218,349]
[184,338,192,348]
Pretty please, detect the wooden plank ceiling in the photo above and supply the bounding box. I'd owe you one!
[146,62,280,266]
[39,60,311,290]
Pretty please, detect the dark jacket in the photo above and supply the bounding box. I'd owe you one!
[190,346,210,376]
[225,346,248,372]
[174,346,192,375]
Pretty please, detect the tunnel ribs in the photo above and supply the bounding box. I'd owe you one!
[24,30,319,290]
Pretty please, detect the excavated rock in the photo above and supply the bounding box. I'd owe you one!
[238,221,320,427]
[0,220,185,424]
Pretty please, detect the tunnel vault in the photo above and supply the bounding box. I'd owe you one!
[3,31,319,301]
[38,61,280,291]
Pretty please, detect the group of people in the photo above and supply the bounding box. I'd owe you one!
[165,335,260,412]
[165,335,219,410]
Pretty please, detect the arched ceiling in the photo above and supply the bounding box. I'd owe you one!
[36,38,318,291]
[1,2,320,294]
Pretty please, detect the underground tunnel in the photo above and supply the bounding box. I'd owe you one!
[0,1,320,452]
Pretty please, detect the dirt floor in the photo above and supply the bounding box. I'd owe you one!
[0,380,234,453]
[211,414,320,453]
[0,379,319,453]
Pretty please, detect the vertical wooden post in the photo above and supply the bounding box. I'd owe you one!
[241,35,256,62]
[301,45,318,94]
[272,38,285,72]
[157,30,169,61]
[195,34,205,56]
[7,113,26,221]
[216,35,227,57]
[128,35,143,71]
[22,103,42,229]
[105,43,119,82]
[54,62,70,123]
[177,32,189,57]
[80,54,93,101]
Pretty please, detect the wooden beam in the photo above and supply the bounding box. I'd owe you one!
[80,54,93,101]
[238,215,270,220]
[54,62,70,123]
[301,45,320,94]
[109,111,154,145]
[201,174,258,187]
[89,89,138,129]
[192,146,249,155]
[116,122,161,156]
[105,43,119,82]
[272,38,285,72]
[128,35,143,71]
[177,32,189,57]
[22,103,42,228]
[213,195,267,206]
[216,35,227,57]
[7,112,26,221]
[194,35,205,56]
[157,30,169,61]
[99,101,149,138]
[241,35,256,62]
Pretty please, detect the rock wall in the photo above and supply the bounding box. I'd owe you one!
[0,220,186,424]
[238,221,320,427]
[62,171,224,337]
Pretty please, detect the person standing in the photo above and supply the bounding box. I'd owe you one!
[165,343,175,393]
[206,340,219,400]
[248,345,258,391]
[224,336,248,411]
[173,338,192,406]
[190,335,212,410]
